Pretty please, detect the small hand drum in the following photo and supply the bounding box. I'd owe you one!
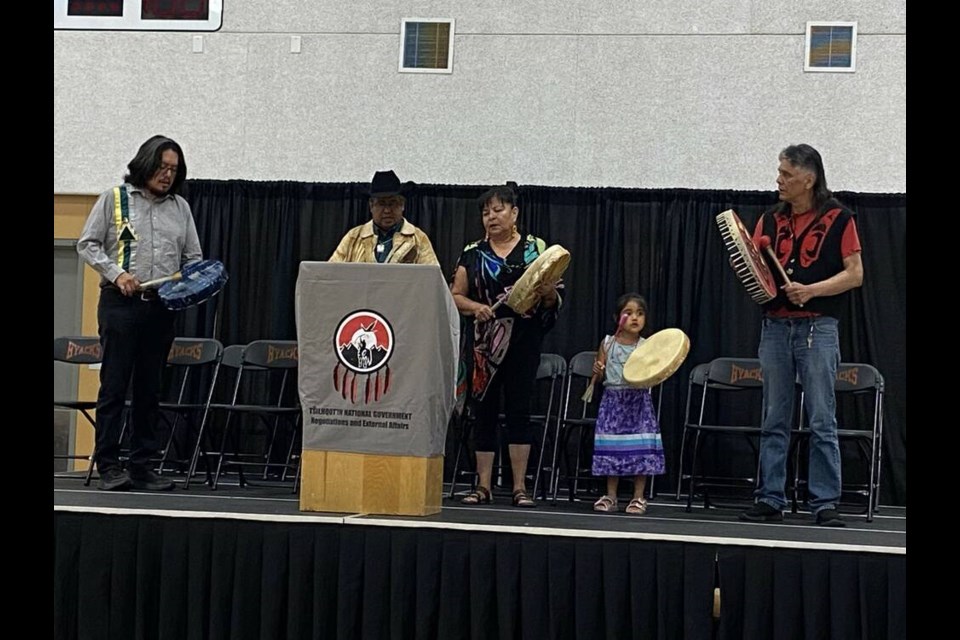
[622,328,691,389]
[716,209,777,304]
[156,259,229,311]
[496,244,571,315]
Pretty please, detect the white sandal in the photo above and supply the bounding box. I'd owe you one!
[593,495,618,512]
[625,498,648,515]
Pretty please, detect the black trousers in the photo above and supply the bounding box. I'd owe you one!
[94,287,175,471]
[474,337,541,451]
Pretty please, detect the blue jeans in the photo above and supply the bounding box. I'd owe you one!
[756,316,841,513]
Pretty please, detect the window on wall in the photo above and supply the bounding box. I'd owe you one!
[804,21,857,73]
[399,19,455,74]
[54,0,222,30]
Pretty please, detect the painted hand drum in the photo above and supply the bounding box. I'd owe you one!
[716,209,777,304]
[157,259,229,311]
[503,244,570,315]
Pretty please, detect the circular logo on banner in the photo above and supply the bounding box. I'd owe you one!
[333,310,394,374]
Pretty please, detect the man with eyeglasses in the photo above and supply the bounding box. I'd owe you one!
[329,169,439,265]
[77,135,202,492]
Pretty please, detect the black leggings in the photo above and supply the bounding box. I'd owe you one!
[473,339,540,451]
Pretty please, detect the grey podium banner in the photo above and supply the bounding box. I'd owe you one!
[296,262,459,457]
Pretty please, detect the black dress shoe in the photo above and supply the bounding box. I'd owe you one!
[815,508,846,527]
[130,469,175,491]
[98,468,133,491]
[739,502,784,522]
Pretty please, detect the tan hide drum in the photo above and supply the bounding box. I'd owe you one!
[622,328,691,389]
[493,244,571,315]
[716,209,777,304]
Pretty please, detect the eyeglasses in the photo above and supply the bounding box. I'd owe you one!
[372,198,403,209]
[155,164,179,176]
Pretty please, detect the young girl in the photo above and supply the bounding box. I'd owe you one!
[590,293,666,514]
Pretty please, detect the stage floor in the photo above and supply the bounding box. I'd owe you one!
[54,475,905,556]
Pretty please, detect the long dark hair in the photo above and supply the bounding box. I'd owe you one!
[779,144,832,212]
[123,135,187,195]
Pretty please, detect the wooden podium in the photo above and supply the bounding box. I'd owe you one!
[295,262,458,516]
[299,451,443,516]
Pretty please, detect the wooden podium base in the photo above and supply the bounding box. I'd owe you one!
[299,450,443,516]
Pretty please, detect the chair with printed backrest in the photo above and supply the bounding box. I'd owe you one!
[152,338,224,478]
[448,352,567,501]
[54,336,101,485]
[200,340,302,490]
[676,357,768,512]
[790,362,885,521]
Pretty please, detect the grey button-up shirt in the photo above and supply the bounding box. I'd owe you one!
[77,184,203,287]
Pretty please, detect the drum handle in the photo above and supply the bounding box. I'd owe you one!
[138,271,182,291]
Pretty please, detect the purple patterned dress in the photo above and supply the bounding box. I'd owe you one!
[591,337,666,477]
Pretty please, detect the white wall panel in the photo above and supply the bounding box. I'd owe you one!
[54,2,906,193]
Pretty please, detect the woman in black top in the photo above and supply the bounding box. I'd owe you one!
[450,185,562,507]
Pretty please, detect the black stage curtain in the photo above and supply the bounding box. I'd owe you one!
[53,512,904,640]
[177,181,906,505]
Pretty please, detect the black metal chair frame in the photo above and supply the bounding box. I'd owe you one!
[154,338,223,478]
[53,336,101,485]
[676,357,766,512]
[549,351,598,503]
[185,344,245,489]
[200,340,302,491]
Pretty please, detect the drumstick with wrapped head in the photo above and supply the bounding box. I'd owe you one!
[582,312,629,403]
[489,277,560,312]
[758,236,803,307]
[757,236,792,285]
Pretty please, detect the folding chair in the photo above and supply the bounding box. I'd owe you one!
[185,344,245,489]
[549,351,598,503]
[206,340,302,490]
[676,357,766,511]
[675,363,711,501]
[791,362,885,521]
[154,338,223,478]
[53,336,101,484]
[447,352,567,500]
[529,353,567,498]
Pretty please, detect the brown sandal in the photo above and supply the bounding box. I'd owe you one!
[512,489,536,508]
[461,486,492,505]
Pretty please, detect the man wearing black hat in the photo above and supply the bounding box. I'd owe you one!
[329,170,439,265]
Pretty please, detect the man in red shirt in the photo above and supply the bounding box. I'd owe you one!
[739,144,863,527]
